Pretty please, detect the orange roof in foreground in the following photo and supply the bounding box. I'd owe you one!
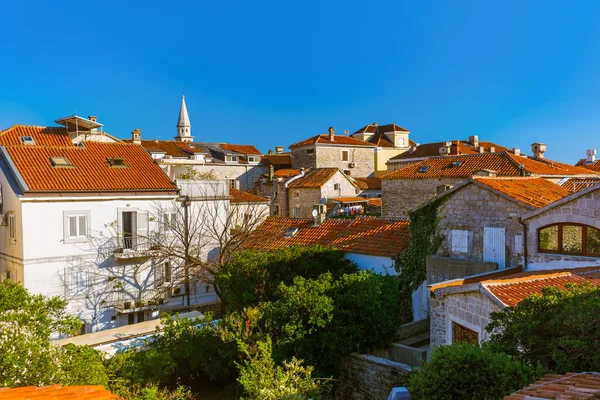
[230,188,269,203]
[382,152,598,180]
[244,216,410,257]
[474,177,570,208]
[504,372,600,400]
[0,125,75,147]
[431,267,600,307]
[290,134,376,148]
[5,142,177,192]
[0,385,120,399]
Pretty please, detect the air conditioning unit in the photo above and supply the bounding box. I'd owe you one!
[349,162,356,168]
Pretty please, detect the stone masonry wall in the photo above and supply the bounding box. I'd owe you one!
[430,291,501,348]
[381,178,464,218]
[339,353,411,400]
[288,172,357,218]
[526,188,600,268]
[292,145,375,178]
[436,184,530,268]
[291,147,318,170]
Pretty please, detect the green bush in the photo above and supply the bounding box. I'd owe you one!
[59,344,108,386]
[408,343,543,400]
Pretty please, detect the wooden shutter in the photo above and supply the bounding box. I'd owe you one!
[453,322,478,344]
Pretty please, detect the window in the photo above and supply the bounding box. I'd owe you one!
[306,149,314,155]
[248,156,258,163]
[398,138,405,146]
[107,157,127,168]
[229,179,237,189]
[452,322,478,344]
[539,223,600,256]
[7,213,15,242]
[293,206,300,218]
[155,262,172,287]
[69,270,88,296]
[273,205,280,216]
[451,229,470,253]
[333,183,340,190]
[63,211,90,243]
[343,169,351,176]
[21,136,35,145]
[163,212,177,232]
[225,155,238,162]
[342,151,349,161]
[50,157,74,168]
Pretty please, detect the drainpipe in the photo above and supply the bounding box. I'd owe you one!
[518,217,528,270]
[183,196,191,306]
[283,168,307,217]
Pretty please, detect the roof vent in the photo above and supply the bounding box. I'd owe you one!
[586,149,597,164]
[418,166,431,173]
[284,227,299,238]
[276,146,284,154]
[479,146,485,154]
[107,157,127,168]
[513,148,521,156]
[50,157,74,168]
[21,136,35,145]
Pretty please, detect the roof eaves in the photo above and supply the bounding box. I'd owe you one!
[521,181,600,221]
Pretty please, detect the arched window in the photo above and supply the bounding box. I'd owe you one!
[538,223,600,256]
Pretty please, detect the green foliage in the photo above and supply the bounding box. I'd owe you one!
[393,197,446,324]
[214,245,358,311]
[487,283,600,373]
[175,167,216,181]
[237,336,325,400]
[59,344,109,386]
[408,343,543,400]
[111,383,193,400]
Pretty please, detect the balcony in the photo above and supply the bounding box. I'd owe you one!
[176,179,229,200]
[109,288,169,314]
[98,236,158,263]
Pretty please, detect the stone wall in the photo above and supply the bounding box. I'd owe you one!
[292,145,375,178]
[339,353,411,400]
[525,187,600,269]
[291,147,317,170]
[430,290,501,348]
[381,178,464,217]
[288,172,357,218]
[436,183,530,268]
[426,256,498,285]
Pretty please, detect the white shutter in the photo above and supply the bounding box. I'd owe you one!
[451,229,469,253]
[78,215,87,237]
[137,211,149,238]
[116,210,124,247]
[155,263,164,287]
[514,234,524,255]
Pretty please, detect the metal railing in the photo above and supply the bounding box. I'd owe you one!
[98,236,156,260]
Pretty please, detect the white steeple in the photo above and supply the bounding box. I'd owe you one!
[175,95,193,142]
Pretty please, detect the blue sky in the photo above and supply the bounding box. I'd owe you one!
[1,1,599,163]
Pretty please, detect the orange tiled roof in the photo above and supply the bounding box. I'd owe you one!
[431,267,600,307]
[244,216,410,257]
[288,168,339,188]
[221,143,262,155]
[274,168,302,178]
[330,197,368,203]
[0,385,120,399]
[389,140,510,161]
[382,152,599,180]
[560,178,600,193]
[576,158,600,172]
[504,372,600,400]
[5,142,177,192]
[261,153,292,167]
[131,140,205,157]
[290,134,376,148]
[352,177,382,190]
[474,177,570,208]
[0,125,80,147]
[230,188,269,203]
[367,198,382,208]
[353,123,409,135]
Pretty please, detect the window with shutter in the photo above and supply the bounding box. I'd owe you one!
[452,322,478,344]
[69,270,88,296]
[451,229,470,253]
[63,211,90,243]
[8,213,15,242]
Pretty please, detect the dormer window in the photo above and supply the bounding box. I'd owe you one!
[21,136,35,145]
[50,157,74,168]
[225,155,238,163]
[107,157,127,168]
[247,156,258,163]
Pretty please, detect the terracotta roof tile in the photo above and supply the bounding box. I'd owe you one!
[244,216,409,257]
[353,123,409,135]
[221,143,262,155]
[0,385,120,399]
[504,372,600,399]
[5,142,177,192]
[389,140,510,161]
[261,153,292,167]
[290,134,376,148]
[382,152,599,180]
[576,158,600,172]
[560,178,600,193]
[474,177,570,208]
[287,168,339,188]
[330,197,368,203]
[274,168,302,178]
[367,198,382,208]
[132,140,205,158]
[0,125,81,147]
[352,177,382,190]
[230,188,269,203]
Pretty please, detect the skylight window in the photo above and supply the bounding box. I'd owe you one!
[21,136,35,145]
[50,157,73,168]
[284,227,299,238]
[453,161,462,167]
[418,166,431,173]
[107,157,127,168]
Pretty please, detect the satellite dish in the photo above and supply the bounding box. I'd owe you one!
[312,209,318,218]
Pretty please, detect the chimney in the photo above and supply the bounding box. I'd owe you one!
[439,141,452,156]
[268,149,274,155]
[269,164,274,180]
[328,126,335,141]
[513,148,521,156]
[373,122,378,127]
[531,142,547,159]
[519,164,526,176]
[131,128,142,145]
[479,146,485,154]
[489,147,495,153]
[88,116,98,123]
[276,146,284,154]
[468,135,479,147]
[586,149,597,163]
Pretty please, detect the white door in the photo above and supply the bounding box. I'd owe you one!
[484,227,506,269]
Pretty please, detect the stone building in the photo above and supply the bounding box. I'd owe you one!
[126,96,267,191]
[290,127,376,178]
[429,266,600,347]
[381,150,599,218]
[350,123,413,176]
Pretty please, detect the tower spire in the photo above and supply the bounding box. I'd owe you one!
[175,95,193,142]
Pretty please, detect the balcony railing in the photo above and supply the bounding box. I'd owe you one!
[98,236,157,261]
[108,287,170,313]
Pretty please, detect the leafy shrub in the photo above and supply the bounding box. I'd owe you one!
[59,344,108,386]
[408,343,543,400]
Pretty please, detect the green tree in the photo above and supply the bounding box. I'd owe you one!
[59,344,108,386]
[487,283,600,373]
[407,343,543,400]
